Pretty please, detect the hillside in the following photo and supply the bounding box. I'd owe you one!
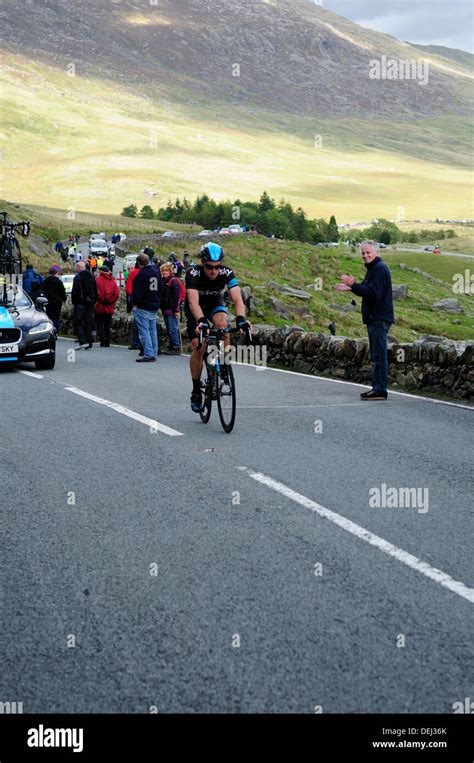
[12,197,472,345]
[1,0,473,218]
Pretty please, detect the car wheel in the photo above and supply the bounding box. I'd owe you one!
[35,354,56,371]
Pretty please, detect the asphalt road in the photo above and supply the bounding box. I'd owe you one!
[385,245,474,260]
[1,340,473,713]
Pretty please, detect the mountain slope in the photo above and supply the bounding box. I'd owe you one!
[1,0,472,118]
[0,0,472,217]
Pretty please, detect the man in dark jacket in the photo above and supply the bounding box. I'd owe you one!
[42,265,67,331]
[22,264,43,296]
[336,240,394,400]
[131,253,162,362]
[71,262,98,349]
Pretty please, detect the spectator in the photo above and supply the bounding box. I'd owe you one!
[42,265,66,331]
[22,264,43,296]
[71,261,98,349]
[336,240,394,400]
[103,256,114,271]
[94,265,120,347]
[131,254,162,362]
[125,258,141,350]
[30,280,46,307]
[160,262,181,354]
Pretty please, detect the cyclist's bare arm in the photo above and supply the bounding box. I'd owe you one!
[187,288,203,324]
[228,285,246,317]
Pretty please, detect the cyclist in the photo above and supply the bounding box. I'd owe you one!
[185,242,249,412]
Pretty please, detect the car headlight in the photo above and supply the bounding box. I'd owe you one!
[29,322,53,334]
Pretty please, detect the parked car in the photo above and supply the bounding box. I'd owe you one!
[379,242,387,249]
[198,229,213,237]
[228,224,243,234]
[219,228,232,236]
[161,231,177,239]
[424,246,435,252]
[0,285,56,370]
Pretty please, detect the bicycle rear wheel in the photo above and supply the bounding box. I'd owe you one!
[217,363,236,433]
[199,364,213,424]
[9,239,22,276]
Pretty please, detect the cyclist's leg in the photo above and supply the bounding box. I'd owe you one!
[210,307,231,354]
[187,311,207,412]
[210,307,231,376]
[190,336,206,381]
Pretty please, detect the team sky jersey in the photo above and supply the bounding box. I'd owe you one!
[185,265,238,313]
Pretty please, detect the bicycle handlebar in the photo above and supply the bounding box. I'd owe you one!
[0,214,30,237]
[197,324,252,350]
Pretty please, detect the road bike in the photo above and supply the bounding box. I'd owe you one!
[0,212,30,277]
[197,325,252,433]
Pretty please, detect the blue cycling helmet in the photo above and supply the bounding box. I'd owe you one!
[200,242,224,263]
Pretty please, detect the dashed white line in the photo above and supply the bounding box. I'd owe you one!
[17,370,44,379]
[239,466,474,605]
[65,386,184,436]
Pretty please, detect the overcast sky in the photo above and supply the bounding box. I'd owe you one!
[322,0,473,53]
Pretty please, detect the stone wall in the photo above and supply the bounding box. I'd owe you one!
[249,325,474,400]
[60,304,473,400]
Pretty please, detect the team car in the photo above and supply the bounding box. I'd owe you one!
[0,284,56,370]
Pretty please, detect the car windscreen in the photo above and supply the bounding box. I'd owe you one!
[1,287,32,307]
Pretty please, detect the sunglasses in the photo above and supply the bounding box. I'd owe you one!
[204,264,221,271]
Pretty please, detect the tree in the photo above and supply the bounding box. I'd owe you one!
[328,215,339,243]
[293,208,308,242]
[201,200,220,230]
[122,204,138,218]
[258,191,275,213]
[380,229,391,245]
[263,209,294,239]
[194,194,209,215]
[140,205,155,219]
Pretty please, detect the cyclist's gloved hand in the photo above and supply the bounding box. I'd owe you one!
[236,315,248,332]
[196,316,211,334]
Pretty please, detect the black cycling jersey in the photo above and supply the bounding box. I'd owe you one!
[185,265,238,313]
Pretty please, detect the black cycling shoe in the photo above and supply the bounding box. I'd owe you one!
[190,391,203,413]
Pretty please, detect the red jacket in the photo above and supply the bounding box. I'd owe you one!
[94,272,120,314]
[125,268,140,296]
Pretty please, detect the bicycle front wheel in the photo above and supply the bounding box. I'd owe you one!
[217,363,236,433]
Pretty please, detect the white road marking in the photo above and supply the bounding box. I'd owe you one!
[239,466,474,605]
[17,370,44,379]
[65,386,184,436]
